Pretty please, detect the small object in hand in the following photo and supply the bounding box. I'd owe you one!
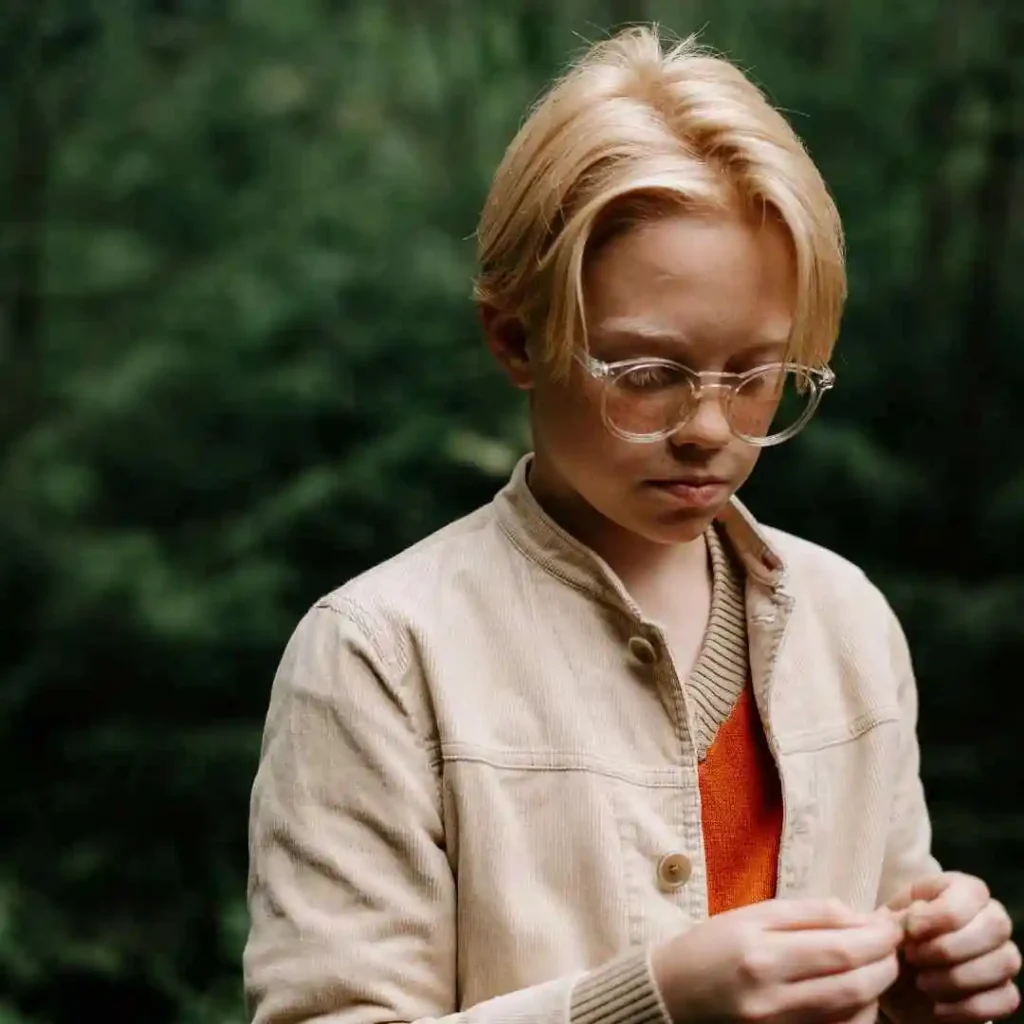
[876,903,914,942]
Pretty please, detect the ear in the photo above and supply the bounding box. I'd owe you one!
[478,303,535,390]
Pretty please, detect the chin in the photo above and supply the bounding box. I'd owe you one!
[658,522,714,545]
[637,510,718,546]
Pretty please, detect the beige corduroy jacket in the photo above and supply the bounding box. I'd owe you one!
[244,455,940,1024]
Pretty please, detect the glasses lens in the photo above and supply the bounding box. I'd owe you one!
[605,362,694,438]
[731,366,816,441]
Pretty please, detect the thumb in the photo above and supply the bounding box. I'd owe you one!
[886,900,928,939]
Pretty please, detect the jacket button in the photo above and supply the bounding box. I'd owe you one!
[657,852,692,891]
[628,635,658,666]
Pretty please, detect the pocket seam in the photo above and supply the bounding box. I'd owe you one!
[775,704,900,754]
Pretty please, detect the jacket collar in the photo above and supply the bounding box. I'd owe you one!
[493,455,786,612]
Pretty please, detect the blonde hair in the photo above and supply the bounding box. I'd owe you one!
[474,26,846,378]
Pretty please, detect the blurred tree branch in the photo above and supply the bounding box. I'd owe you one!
[947,11,1022,570]
[1,1,49,452]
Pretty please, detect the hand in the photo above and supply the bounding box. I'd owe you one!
[650,897,902,1024]
[886,872,1021,1022]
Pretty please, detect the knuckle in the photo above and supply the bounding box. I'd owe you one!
[736,943,777,986]
[1009,982,1022,1013]
[1005,942,1022,977]
[986,982,1021,1017]
[987,896,1007,918]
[950,871,989,904]
[981,982,1020,1018]
[928,934,955,961]
[832,975,874,1010]
[943,960,971,991]
[931,910,957,932]
[825,939,858,973]
[736,990,778,1023]
[990,901,1015,941]
[878,955,901,991]
[844,959,898,1008]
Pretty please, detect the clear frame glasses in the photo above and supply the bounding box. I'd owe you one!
[575,352,836,447]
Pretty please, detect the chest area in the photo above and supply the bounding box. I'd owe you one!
[421,563,904,770]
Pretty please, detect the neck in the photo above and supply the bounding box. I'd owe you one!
[525,454,710,601]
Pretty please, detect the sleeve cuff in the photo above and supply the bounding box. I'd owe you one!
[570,948,672,1024]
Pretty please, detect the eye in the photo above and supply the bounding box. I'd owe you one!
[739,368,776,393]
[615,363,688,392]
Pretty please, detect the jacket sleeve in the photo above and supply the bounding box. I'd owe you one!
[243,601,671,1024]
[875,600,942,909]
[875,603,946,1024]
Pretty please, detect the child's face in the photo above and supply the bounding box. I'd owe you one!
[490,209,799,549]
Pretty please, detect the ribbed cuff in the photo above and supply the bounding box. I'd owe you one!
[569,948,672,1024]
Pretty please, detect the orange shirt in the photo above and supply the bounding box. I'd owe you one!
[697,682,784,915]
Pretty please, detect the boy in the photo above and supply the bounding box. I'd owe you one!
[244,26,1020,1024]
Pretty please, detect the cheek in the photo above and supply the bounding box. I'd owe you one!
[532,381,648,471]
[730,442,762,485]
[532,379,601,446]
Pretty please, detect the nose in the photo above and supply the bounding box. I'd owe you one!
[670,384,733,448]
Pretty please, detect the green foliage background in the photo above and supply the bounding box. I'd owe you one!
[1,1,1021,1021]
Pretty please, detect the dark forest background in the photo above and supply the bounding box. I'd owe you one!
[2,1,1022,1022]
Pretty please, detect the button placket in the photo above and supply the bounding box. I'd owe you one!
[620,612,712,915]
[623,624,703,913]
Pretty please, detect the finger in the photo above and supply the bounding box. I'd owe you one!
[917,942,1024,1001]
[823,1000,879,1024]
[870,905,903,930]
[780,953,900,1021]
[908,871,975,903]
[932,980,1021,1022]
[885,903,914,931]
[760,897,872,931]
[906,901,1015,967]
[777,917,903,981]
[905,876,990,941]
[886,887,916,913]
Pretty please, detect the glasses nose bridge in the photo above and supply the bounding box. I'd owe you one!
[689,371,735,404]
[679,373,735,443]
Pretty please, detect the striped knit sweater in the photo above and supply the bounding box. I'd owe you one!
[693,526,783,914]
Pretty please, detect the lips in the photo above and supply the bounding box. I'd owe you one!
[646,476,731,510]
[649,476,729,488]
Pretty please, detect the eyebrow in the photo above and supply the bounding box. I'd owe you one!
[589,319,791,358]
